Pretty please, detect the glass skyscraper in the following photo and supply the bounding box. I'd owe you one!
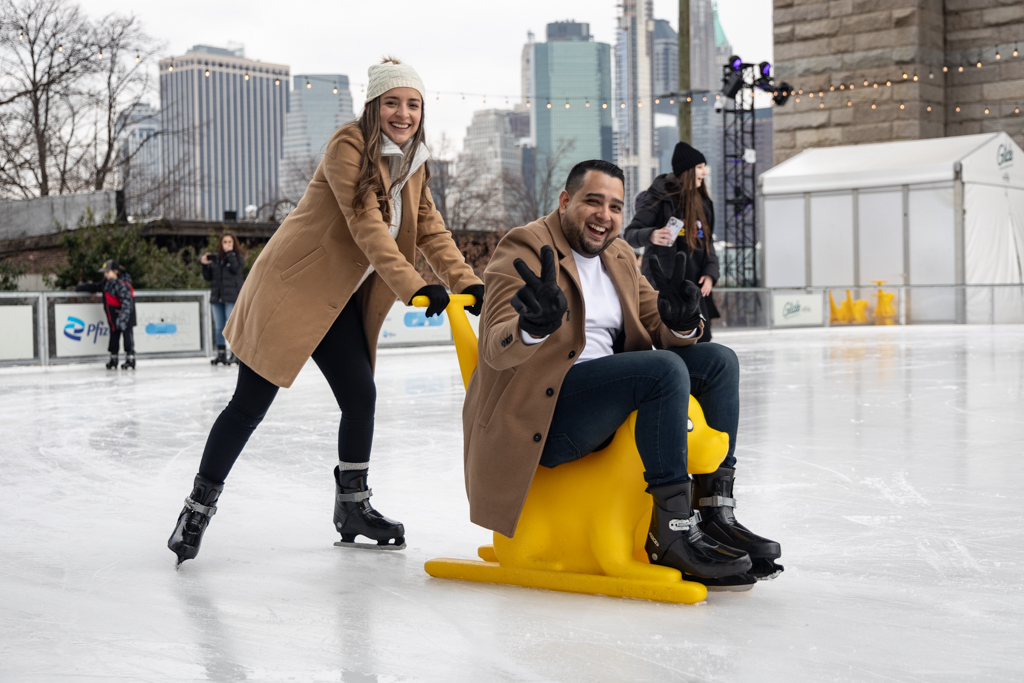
[158,45,289,220]
[280,74,355,201]
[530,22,613,211]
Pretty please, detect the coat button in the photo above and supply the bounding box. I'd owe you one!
[568,350,575,359]
[533,433,542,442]
[546,388,554,396]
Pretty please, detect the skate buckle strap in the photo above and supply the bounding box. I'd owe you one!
[668,511,701,532]
[336,488,372,503]
[698,495,736,509]
[184,497,217,517]
[337,461,370,471]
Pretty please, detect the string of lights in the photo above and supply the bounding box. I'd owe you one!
[16,28,1020,117]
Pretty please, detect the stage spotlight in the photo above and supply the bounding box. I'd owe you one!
[722,70,744,98]
[729,55,743,71]
[773,81,793,106]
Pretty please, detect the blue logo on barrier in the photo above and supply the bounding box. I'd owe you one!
[63,317,108,343]
[404,311,443,328]
[145,322,177,335]
[64,317,85,341]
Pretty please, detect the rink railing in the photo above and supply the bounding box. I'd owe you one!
[3,284,1023,367]
[0,290,213,368]
[712,284,1024,331]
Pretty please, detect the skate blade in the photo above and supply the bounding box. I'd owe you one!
[334,540,407,551]
[425,558,707,604]
[705,581,755,592]
[751,558,784,581]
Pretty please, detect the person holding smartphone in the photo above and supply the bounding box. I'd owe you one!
[623,142,720,342]
[200,233,245,365]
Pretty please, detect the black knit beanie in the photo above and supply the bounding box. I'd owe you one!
[671,142,707,176]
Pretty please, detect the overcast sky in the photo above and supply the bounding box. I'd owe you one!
[81,0,773,153]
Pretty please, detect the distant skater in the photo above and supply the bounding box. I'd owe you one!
[624,142,720,342]
[200,233,245,365]
[168,57,484,566]
[75,259,137,370]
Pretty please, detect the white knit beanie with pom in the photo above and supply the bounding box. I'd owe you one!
[365,58,425,102]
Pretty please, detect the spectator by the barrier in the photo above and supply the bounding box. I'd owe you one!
[75,259,137,370]
[623,142,720,342]
[201,233,245,365]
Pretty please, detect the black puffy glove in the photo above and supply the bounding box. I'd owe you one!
[461,284,485,316]
[649,252,704,333]
[511,245,568,337]
[410,284,450,318]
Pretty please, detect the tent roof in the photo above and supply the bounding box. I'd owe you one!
[760,133,1001,195]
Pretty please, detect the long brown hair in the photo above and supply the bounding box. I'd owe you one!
[672,167,711,253]
[352,57,429,223]
[217,232,244,260]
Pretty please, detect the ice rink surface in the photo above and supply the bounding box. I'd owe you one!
[1,325,1023,682]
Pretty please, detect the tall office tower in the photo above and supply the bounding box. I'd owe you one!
[280,74,356,202]
[652,19,678,116]
[690,0,719,92]
[615,1,659,221]
[117,102,162,218]
[521,31,535,111]
[458,109,523,230]
[713,3,733,80]
[529,21,613,213]
[158,45,289,220]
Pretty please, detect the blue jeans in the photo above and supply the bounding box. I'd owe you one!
[211,301,235,347]
[539,343,740,487]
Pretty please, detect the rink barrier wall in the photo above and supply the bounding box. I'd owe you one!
[0,290,214,368]
[2,285,1022,367]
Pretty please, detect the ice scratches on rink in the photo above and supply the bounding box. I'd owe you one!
[1,325,1022,682]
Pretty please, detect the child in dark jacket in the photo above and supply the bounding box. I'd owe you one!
[75,259,137,369]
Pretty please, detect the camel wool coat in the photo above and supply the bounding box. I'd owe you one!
[224,124,481,388]
[462,210,702,537]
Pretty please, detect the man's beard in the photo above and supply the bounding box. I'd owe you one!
[563,211,614,257]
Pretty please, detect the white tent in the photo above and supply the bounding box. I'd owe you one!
[759,133,1024,323]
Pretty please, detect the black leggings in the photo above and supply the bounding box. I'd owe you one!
[198,298,376,483]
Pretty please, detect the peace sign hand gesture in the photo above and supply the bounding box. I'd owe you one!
[649,252,704,333]
[511,245,568,337]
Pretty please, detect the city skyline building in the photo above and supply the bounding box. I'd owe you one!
[458,109,522,230]
[652,19,678,116]
[528,21,613,212]
[280,74,356,202]
[615,0,659,220]
[117,101,161,218]
[158,45,289,220]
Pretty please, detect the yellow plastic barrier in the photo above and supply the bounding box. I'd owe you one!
[872,281,897,325]
[829,290,870,324]
[415,293,730,604]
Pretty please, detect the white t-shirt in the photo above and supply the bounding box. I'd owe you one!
[522,250,623,365]
[521,247,699,357]
[571,250,623,363]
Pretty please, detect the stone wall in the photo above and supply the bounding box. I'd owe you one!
[945,0,1024,143]
[772,0,1024,165]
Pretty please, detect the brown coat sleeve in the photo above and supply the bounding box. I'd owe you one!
[322,132,427,305]
[415,184,483,294]
[479,228,549,371]
[637,268,703,349]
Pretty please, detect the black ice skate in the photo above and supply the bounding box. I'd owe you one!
[105,353,119,370]
[333,464,405,550]
[121,353,135,370]
[168,474,224,567]
[694,466,784,581]
[646,480,753,589]
[211,346,227,365]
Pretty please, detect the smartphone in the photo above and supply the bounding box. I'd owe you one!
[665,216,684,240]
